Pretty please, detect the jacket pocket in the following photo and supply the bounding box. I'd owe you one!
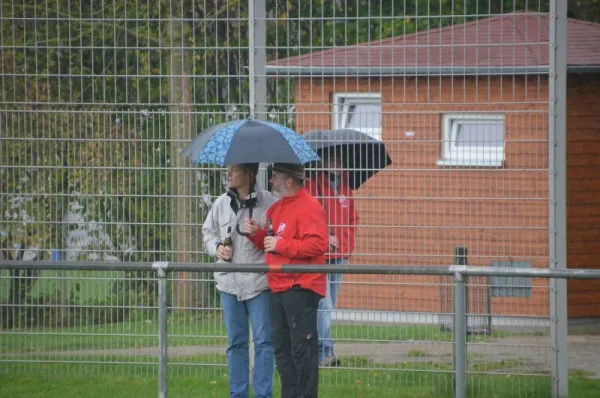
[292,307,318,344]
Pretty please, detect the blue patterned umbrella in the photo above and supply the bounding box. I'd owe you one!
[180,119,320,166]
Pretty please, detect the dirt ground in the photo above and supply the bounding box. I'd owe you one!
[333,335,600,379]
[24,334,600,379]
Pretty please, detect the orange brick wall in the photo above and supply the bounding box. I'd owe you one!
[566,73,600,318]
[294,76,551,317]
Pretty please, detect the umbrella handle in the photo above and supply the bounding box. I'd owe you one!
[235,207,253,237]
[236,224,249,237]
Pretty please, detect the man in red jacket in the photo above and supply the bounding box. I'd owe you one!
[306,149,358,367]
[244,162,328,398]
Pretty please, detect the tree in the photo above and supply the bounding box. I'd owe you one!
[1,0,174,325]
[569,0,600,22]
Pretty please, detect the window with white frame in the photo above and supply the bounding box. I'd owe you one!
[333,93,382,140]
[438,113,505,167]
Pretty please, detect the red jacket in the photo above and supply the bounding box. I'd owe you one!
[247,187,329,297]
[306,171,358,260]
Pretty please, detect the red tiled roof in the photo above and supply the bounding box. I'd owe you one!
[267,13,600,72]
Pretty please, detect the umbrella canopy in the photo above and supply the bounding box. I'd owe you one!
[180,119,320,166]
[303,129,392,190]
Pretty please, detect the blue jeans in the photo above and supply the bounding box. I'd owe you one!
[221,290,274,398]
[317,258,345,361]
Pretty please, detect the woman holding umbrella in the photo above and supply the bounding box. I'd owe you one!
[202,163,278,398]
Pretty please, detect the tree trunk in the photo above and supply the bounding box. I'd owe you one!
[168,2,205,311]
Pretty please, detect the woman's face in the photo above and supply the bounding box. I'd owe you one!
[227,165,251,190]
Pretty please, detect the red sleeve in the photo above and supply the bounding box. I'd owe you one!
[275,205,328,259]
[247,228,267,250]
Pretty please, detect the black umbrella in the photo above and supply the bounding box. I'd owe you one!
[302,129,392,190]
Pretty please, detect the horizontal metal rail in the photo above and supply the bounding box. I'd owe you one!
[1,260,599,279]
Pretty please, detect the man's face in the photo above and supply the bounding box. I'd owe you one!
[227,165,250,190]
[269,171,287,197]
[322,152,342,172]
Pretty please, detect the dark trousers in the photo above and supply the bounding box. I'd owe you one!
[271,287,321,398]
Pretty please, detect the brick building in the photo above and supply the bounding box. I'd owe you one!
[267,13,600,318]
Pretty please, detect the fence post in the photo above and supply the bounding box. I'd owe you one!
[549,0,569,396]
[454,270,467,398]
[248,0,267,378]
[154,262,169,398]
[248,0,267,121]
[454,247,468,334]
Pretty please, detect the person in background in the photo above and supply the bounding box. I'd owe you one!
[203,163,278,398]
[306,149,358,367]
[244,163,328,398]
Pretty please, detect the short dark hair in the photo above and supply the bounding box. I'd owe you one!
[239,163,259,176]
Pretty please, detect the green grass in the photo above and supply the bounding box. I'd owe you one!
[1,357,599,397]
[407,349,428,358]
[2,318,505,353]
[333,323,512,343]
[0,315,228,353]
[333,323,454,342]
[471,359,529,373]
[0,372,441,398]
[570,369,597,379]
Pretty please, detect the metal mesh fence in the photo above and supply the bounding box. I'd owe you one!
[0,269,560,395]
[1,0,597,396]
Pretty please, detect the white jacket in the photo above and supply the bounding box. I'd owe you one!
[202,189,278,301]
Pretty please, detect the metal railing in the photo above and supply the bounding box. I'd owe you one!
[2,260,599,398]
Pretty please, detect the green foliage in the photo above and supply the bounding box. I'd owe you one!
[1,285,131,329]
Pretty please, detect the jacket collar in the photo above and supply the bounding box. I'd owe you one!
[280,186,309,202]
[227,188,261,214]
[314,171,348,195]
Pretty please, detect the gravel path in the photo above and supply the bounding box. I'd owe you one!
[8,335,599,379]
